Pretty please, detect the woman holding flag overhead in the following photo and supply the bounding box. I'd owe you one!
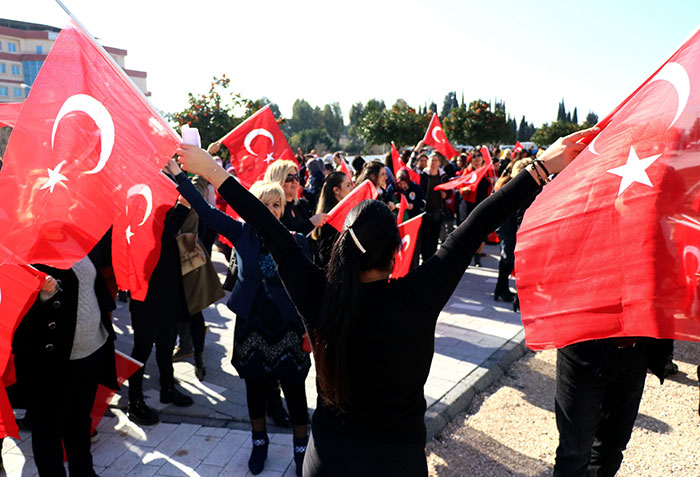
[174,128,596,476]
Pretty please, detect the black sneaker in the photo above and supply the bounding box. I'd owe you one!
[160,384,194,407]
[127,399,160,426]
[248,432,269,475]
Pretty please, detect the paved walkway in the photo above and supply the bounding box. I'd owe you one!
[1,244,527,476]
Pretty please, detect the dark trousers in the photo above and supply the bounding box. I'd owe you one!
[245,377,309,426]
[419,212,442,262]
[176,311,206,354]
[553,342,649,477]
[129,314,176,400]
[27,346,102,477]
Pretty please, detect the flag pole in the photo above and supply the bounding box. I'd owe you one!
[52,0,181,141]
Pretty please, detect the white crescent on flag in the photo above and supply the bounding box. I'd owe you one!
[51,94,115,175]
[244,128,275,156]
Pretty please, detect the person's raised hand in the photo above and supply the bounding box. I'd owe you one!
[207,141,221,155]
[310,213,328,228]
[176,144,229,188]
[42,276,58,294]
[164,159,183,176]
[539,127,600,175]
[177,194,191,208]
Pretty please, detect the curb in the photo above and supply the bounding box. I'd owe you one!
[424,328,531,440]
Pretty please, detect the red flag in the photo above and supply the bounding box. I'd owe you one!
[90,350,142,432]
[423,113,458,160]
[391,142,421,184]
[397,193,409,225]
[516,25,700,350]
[220,105,297,188]
[0,254,45,439]
[112,172,179,301]
[338,158,354,187]
[0,102,22,128]
[435,148,493,192]
[392,213,423,278]
[0,23,180,269]
[513,141,524,154]
[326,180,378,232]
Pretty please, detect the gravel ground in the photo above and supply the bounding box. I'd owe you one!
[426,340,700,476]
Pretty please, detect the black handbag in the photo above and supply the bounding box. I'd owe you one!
[222,252,238,292]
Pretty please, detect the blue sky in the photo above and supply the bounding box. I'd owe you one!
[4,0,700,127]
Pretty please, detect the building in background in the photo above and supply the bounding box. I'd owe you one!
[0,18,148,103]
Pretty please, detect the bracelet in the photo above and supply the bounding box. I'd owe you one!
[532,160,551,184]
[529,164,546,185]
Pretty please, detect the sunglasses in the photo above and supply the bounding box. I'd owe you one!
[285,173,300,183]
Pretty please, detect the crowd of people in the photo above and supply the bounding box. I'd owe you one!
[10,126,678,477]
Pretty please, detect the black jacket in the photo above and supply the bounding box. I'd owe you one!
[12,249,119,390]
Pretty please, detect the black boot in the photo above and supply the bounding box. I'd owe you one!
[473,254,482,267]
[293,435,308,477]
[160,382,194,407]
[494,260,515,302]
[194,352,206,381]
[127,397,160,426]
[248,430,269,475]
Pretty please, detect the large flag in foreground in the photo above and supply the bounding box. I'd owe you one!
[0,102,22,128]
[423,113,458,160]
[516,26,700,350]
[112,173,179,300]
[326,180,378,232]
[0,250,45,438]
[0,22,180,268]
[220,105,297,188]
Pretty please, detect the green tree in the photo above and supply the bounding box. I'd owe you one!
[287,99,319,134]
[557,99,567,122]
[441,91,459,118]
[531,120,584,146]
[505,116,517,143]
[572,107,578,124]
[429,102,438,115]
[320,102,345,145]
[442,99,508,146]
[358,100,430,147]
[168,75,253,157]
[288,128,333,152]
[584,111,599,127]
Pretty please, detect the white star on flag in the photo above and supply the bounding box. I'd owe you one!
[126,225,134,244]
[264,152,275,164]
[39,160,68,193]
[606,146,662,196]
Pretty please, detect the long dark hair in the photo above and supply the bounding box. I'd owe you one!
[314,200,401,410]
[311,171,347,240]
[357,160,384,187]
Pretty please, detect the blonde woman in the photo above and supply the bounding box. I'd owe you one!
[167,160,311,477]
[264,160,327,234]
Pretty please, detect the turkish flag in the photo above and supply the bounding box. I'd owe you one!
[516,26,700,350]
[0,252,45,439]
[435,148,493,193]
[112,172,179,301]
[0,102,22,128]
[338,158,354,187]
[392,213,423,278]
[513,141,524,154]
[220,105,297,188]
[0,23,180,269]
[397,193,409,225]
[326,179,378,232]
[392,142,421,184]
[423,113,458,160]
[90,350,142,432]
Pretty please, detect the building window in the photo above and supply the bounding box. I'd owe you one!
[11,65,20,75]
[8,43,17,53]
[0,87,8,96]
[13,88,21,97]
[0,64,5,74]
[36,45,43,54]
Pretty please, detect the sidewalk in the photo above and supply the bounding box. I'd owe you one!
[1,244,527,476]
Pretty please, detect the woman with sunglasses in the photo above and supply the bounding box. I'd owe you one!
[175,128,595,476]
[264,160,328,235]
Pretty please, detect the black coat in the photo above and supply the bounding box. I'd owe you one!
[12,249,119,391]
[129,203,190,324]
